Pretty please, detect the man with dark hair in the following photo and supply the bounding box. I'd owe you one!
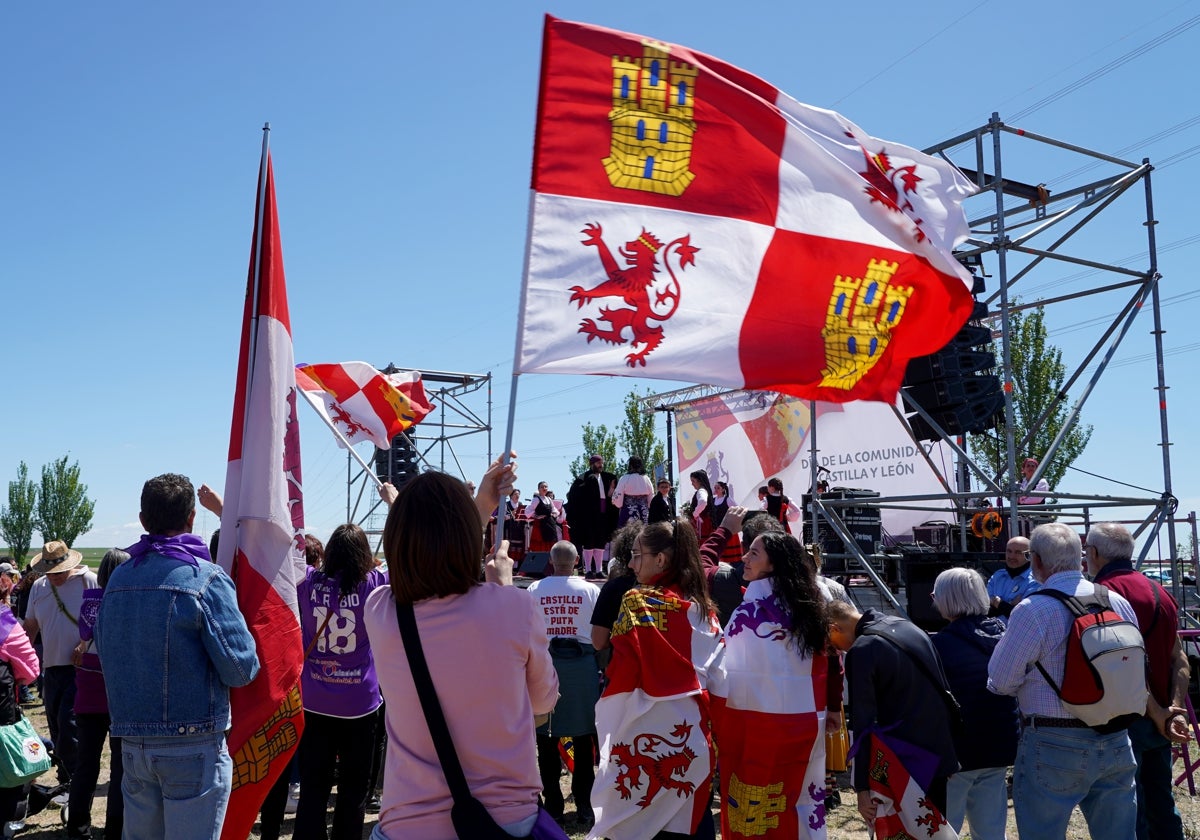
[1085,522,1190,840]
[95,473,259,840]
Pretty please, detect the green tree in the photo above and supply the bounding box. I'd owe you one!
[970,306,1092,490]
[35,456,95,547]
[0,462,38,566]
[618,388,667,478]
[567,423,619,479]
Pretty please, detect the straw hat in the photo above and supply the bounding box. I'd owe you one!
[30,541,83,575]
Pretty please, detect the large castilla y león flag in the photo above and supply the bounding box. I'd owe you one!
[517,16,976,403]
[295,361,434,450]
[217,148,306,840]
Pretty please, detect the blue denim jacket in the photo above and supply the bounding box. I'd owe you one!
[95,553,260,737]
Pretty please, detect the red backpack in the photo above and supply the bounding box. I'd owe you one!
[1033,584,1148,732]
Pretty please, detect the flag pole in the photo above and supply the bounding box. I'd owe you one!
[501,191,539,467]
[296,394,384,488]
[243,123,271,430]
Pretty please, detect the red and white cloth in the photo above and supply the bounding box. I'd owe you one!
[861,732,959,840]
[216,152,306,840]
[295,362,433,449]
[518,17,976,403]
[707,579,830,839]
[589,586,721,839]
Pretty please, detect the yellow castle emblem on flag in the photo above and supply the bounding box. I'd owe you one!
[726,773,787,836]
[820,259,913,390]
[604,41,698,196]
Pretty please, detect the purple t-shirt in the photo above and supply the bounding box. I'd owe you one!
[298,566,388,718]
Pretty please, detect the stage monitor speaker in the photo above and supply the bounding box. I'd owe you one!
[516,551,551,578]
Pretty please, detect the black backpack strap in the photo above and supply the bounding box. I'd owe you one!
[862,626,958,706]
[394,600,474,805]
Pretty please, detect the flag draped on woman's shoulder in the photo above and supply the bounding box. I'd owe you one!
[295,361,434,449]
[216,148,306,840]
[517,16,977,403]
[589,585,721,840]
[707,579,830,839]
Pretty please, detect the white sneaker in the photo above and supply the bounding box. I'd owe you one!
[285,782,300,815]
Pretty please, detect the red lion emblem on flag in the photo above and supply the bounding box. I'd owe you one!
[569,223,699,367]
[610,721,698,808]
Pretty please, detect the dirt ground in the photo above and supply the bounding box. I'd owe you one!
[14,698,1200,839]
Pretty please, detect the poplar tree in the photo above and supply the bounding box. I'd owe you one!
[0,462,38,566]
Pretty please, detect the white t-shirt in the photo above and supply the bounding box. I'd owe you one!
[525,574,601,644]
[29,568,99,667]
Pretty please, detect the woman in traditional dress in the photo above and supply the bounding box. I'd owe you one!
[708,532,831,839]
[590,518,720,840]
[765,477,793,533]
[612,456,655,528]
[688,471,714,538]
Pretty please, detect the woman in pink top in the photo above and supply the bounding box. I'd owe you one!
[0,598,40,827]
[363,461,559,840]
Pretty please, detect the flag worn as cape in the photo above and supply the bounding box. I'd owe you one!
[295,361,434,450]
[707,578,830,839]
[517,16,976,403]
[589,586,721,840]
[217,150,306,840]
[858,731,959,840]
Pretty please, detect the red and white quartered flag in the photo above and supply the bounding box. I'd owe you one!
[216,145,306,840]
[517,17,977,403]
[294,361,434,450]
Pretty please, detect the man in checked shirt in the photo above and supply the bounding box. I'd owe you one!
[987,522,1139,840]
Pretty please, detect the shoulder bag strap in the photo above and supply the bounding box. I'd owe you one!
[394,600,474,804]
[862,627,954,696]
[302,608,335,662]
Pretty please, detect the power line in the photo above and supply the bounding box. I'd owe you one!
[1009,14,1200,122]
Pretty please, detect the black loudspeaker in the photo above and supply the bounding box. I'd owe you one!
[374,434,419,490]
[901,552,1005,633]
[516,551,551,578]
[903,302,1004,440]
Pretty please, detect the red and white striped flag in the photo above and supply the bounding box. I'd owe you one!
[216,148,306,840]
[295,361,434,450]
[517,17,977,403]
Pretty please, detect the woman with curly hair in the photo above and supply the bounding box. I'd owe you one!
[590,518,721,840]
[708,532,832,839]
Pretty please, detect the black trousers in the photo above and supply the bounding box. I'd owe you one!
[67,711,123,838]
[43,665,78,783]
[537,733,596,817]
[294,709,380,840]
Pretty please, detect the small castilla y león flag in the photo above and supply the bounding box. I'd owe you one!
[295,361,434,450]
[217,147,307,840]
[517,17,977,403]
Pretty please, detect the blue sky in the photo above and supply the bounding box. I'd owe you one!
[3,1,1197,554]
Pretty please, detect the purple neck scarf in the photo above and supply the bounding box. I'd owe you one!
[125,533,211,567]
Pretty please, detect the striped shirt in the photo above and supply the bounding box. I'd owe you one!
[987,571,1136,717]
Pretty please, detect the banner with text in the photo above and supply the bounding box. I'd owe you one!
[674,391,953,540]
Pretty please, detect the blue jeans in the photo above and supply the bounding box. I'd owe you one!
[120,732,231,840]
[1012,724,1136,840]
[946,766,1008,840]
[1128,715,1184,840]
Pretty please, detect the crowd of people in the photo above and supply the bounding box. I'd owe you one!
[0,452,1191,840]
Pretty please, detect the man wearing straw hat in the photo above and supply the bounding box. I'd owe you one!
[23,540,98,786]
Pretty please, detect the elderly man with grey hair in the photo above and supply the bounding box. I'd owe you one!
[1084,521,1190,840]
[988,522,1139,840]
